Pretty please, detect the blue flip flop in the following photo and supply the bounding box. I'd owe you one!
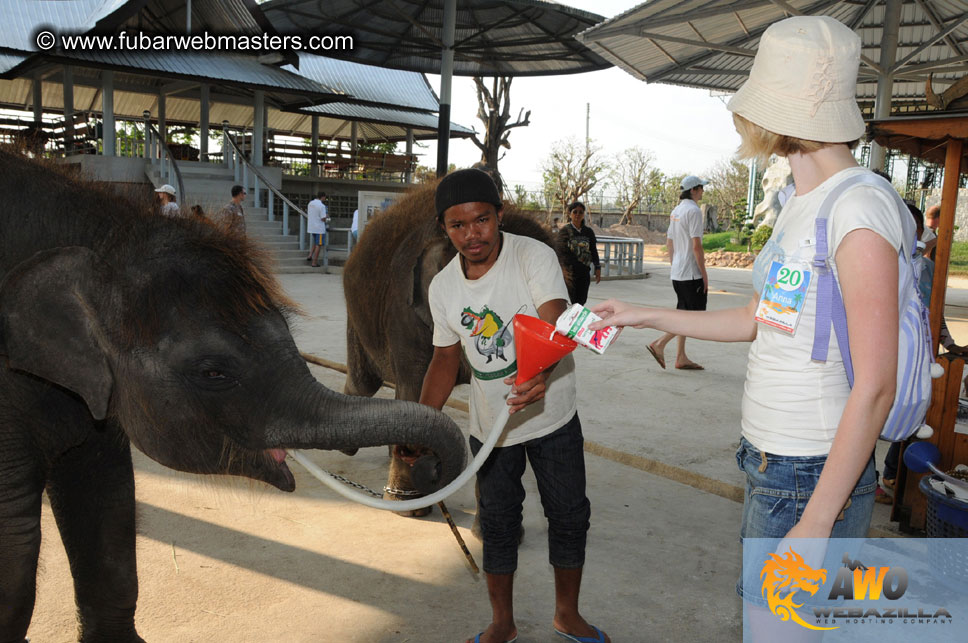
[554,625,606,643]
[471,633,517,643]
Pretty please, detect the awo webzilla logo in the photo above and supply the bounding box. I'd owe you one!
[760,548,954,630]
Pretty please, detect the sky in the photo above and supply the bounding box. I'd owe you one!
[415,0,744,192]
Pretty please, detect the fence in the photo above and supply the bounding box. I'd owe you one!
[597,236,645,276]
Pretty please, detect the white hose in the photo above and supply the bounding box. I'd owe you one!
[288,404,511,512]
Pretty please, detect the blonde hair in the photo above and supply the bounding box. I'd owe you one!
[732,113,857,165]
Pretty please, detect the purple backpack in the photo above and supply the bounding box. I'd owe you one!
[811,172,935,442]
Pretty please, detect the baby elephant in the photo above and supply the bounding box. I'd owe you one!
[0,149,465,642]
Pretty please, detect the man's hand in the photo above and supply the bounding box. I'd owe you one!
[594,266,602,284]
[503,370,548,414]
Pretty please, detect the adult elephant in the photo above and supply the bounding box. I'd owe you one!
[0,149,465,643]
[343,181,571,514]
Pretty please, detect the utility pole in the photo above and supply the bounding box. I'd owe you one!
[585,103,590,158]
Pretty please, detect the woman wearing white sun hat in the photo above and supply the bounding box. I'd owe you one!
[591,15,906,552]
[154,184,180,217]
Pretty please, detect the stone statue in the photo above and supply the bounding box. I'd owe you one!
[752,156,794,229]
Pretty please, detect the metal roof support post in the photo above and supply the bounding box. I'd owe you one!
[199,84,210,162]
[31,71,42,125]
[102,71,115,157]
[746,157,757,220]
[31,71,44,123]
[406,128,414,183]
[142,110,151,161]
[350,121,358,172]
[253,90,264,167]
[870,0,902,172]
[436,0,457,177]
[311,115,319,177]
[158,91,166,151]
[63,66,74,155]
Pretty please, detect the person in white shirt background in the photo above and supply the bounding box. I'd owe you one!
[306,191,328,268]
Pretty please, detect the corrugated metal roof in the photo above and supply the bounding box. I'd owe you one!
[0,0,129,52]
[48,49,342,98]
[262,0,612,76]
[303,102,474,135]
[0,76,471,142]
[578,0,968,116]
[0,52,28,75]
[285,54,439,112]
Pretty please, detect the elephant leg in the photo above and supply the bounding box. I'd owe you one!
[384,373,433,517]
[0,444,44,643]
[343,324,384,399]
[46,424,143,643]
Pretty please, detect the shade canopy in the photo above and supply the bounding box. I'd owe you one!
[0,0,474,144]
[868,112,968,167]
[261,0,612,77]
[262,0,613,174]
[578,0,968,116]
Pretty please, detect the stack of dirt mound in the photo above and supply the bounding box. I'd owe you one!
[590,223,668,245]
[705,249,757,268]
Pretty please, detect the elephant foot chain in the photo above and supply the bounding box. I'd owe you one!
[382,487,433,517]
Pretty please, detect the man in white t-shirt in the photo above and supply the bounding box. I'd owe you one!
[305,192,328,268]
[420,169,608,643]
[648,175,708,371]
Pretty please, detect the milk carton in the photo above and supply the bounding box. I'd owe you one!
[555,304,619,354]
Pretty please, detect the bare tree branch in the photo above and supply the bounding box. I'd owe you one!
[541,138,608,218]
[470,75,531,181]
[609,147,657,225]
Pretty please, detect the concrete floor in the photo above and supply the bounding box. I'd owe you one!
[29,262,968,642]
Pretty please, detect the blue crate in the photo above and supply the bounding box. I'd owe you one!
[919,476,968,592]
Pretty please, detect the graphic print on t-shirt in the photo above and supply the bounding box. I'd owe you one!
[460,305,514,368]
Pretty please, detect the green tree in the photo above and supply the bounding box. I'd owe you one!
[704,157,751,220]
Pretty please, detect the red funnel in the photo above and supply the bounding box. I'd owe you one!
[513,314,577,386]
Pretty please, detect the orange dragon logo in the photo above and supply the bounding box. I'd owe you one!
[760,549,837,631]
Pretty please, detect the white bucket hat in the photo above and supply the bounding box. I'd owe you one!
[154,184,176,196]
[727,16,865,143]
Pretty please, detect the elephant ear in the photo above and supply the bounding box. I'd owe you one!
[410,236,456,328]
[0,247,116,419]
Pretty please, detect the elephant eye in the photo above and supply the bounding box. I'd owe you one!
[203,369,225,379]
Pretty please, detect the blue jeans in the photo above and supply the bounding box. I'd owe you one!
[735,437,877,605]
[469,413,590,575]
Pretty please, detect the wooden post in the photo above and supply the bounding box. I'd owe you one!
[929,138,963,352]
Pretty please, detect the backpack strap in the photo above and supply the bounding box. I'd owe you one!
[812,213,855,386]
[810,172,902,384]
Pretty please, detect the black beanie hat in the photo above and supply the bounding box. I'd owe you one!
[435,168,502,219]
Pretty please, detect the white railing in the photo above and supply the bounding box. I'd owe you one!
[142,115,185,205]
[222,129,323,258]
[597,236,645,277]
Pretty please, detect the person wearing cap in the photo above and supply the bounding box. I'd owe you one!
[591,13,903,607]
[557,201,601,305]
[646,175,709,370]
[419,169,608,643]
[154,184,179,217]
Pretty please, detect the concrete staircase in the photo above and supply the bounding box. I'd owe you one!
[144,160,347,274]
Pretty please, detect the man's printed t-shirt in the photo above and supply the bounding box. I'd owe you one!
[429,233,577,446]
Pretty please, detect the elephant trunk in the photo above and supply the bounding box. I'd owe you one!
[264,383,467,494]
